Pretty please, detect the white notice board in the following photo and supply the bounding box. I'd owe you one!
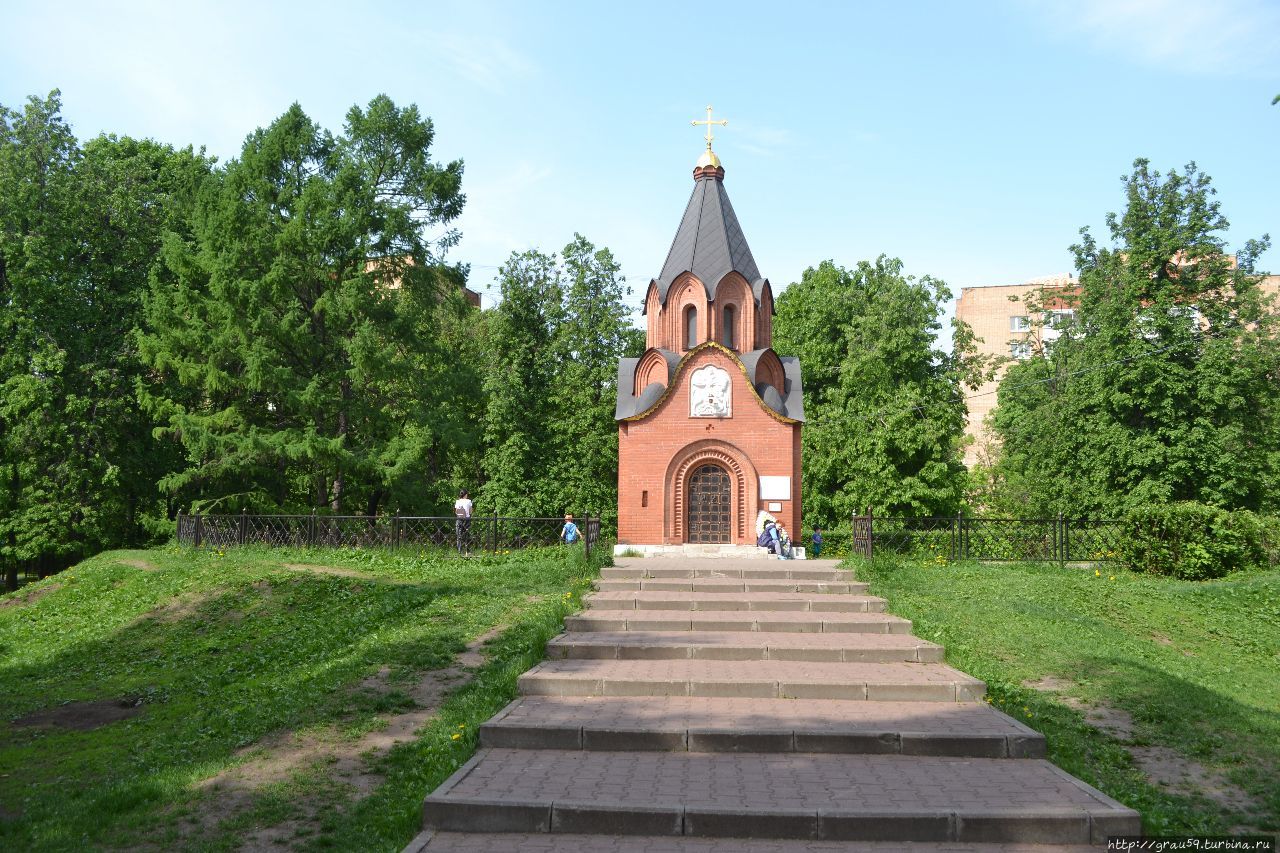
[758,476,791,501]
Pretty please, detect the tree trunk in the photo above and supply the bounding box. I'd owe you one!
[330,469,344,514]
[366,488,383,519]
[4,461,18,589]
[330,379,351,513]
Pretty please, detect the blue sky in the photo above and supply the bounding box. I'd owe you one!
[4,0,1278,327]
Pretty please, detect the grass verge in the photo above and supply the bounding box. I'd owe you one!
[852,554,1280,835]
[0,542,605,851]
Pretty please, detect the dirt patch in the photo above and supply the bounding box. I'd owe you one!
[0,583,62,609]
[139,591,219,625]
[1131,745,1258,815]
[281,564,414,585]
[1023,676,1136,738]
[1023,676,1258,821]
[117,558,157,571]
[457,625,505,668]
[1151,632,1173,646]
[1023,675,1076,693]
[1081,705,1137,740]
[192,625,506,850]
[12,698,143,731]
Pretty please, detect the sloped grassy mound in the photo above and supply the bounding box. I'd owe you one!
[0,544,603,851]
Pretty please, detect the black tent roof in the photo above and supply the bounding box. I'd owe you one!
[651,170,768,309]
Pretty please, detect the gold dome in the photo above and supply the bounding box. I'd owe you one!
[696,147,722,169]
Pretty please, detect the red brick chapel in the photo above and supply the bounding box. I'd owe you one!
[615,122,804,548]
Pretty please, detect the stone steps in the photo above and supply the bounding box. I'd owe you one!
[545,631,943,662]
[596,579,868,594]
[422,750,1138,843]
[417,832,1100,852]
[565,610,914,634]
[517,659,986,702]
[480,696,1045,758]
[601,566,848,581]
[420,556,1140,847]
[585,591,888,612]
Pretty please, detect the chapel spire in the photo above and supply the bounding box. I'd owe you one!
[651,106,765,310]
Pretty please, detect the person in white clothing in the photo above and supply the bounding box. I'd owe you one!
[454,489,473,554]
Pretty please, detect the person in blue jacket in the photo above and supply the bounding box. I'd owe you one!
[560,513,580,545]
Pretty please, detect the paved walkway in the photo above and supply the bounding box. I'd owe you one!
[413,557,1139,850]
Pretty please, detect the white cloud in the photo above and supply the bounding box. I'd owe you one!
[1028,0,1280,75]
[428,32,537,94]
[728,121,793,158]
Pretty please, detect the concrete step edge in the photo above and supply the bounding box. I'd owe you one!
[419,832,1102,852]
[517,676,986,702]
[563,614,913,634]
[478,721,1045,758]
[546,638,943,664]
[423,796,1138,843]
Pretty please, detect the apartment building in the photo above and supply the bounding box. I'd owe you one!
[955,273,1280,467]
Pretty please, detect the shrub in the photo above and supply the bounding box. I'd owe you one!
[1229,511,1280,570]
[1118,502,1252,580]
[1259,515,1280,567]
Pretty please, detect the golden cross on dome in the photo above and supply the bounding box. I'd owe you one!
[691,105,728,150]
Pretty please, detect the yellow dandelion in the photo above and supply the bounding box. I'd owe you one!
[451,733,461,741]
[1109,576,1116,581]
[1094,570,1101,577]
[457,723,466,729]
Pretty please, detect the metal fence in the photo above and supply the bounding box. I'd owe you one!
[849,511,1122,563]
[176,512,603,558]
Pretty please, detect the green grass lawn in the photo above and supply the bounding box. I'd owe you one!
[0,543,605,851]
[853,555,1280,835]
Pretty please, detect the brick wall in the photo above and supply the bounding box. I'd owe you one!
[618,346,801,545]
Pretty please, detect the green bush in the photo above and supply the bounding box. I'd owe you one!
[1259,515,1280,567]
[1118,502,1254,580]
[1230,511,1280,570]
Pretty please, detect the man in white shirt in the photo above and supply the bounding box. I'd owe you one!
[454,489,473,554]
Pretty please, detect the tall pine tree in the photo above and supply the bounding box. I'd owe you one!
[548,235,643,526]
[479,249,562,517]
[138,96,467,515]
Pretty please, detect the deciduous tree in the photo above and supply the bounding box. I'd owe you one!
[774,257,983,529]
[989,160,1279,516]
[0,91,209,589]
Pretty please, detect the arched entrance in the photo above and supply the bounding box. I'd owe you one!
[686,463,731,543]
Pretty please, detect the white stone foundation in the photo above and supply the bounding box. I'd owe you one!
[613,543,806,560]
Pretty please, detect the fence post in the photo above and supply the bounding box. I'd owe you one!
[177,511,185,545]
[393,511,401,548]
[194,512,203,548]
[584,513,592,560]
[309,510,317,547]
[867,506,874,560]
[239,508,248,546]
[491,510,498,553]
[1059,513,1067,566]
[949,515,958,562]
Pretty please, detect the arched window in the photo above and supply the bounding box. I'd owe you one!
[723,305,736,350]
[685,306,698,350]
